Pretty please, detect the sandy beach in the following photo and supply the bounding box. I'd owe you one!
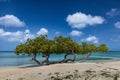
[0,61,120,80]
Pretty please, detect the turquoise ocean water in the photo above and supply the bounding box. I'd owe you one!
[0,51,120,68]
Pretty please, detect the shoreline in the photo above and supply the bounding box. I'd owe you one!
[0,61,120,80]
[0,60,120,69]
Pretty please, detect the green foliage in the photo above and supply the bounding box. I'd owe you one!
[79,42,97,54]
[97,44,109,52]
[54,36,81,54]
[15,35,109,64]
[40,40,57,54]
[80,42,108,54]
[15,43,27,55]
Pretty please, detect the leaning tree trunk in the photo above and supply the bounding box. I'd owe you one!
[71,49,76,62]
[58,53,69,63]
[61,49,76,63]
[46,54,50,65]
[65,49,76,63]
[32,53,41,64]
[81,52,92,62]
[42,54,50,65]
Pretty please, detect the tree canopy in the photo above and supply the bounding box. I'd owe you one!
[15,35,109,65]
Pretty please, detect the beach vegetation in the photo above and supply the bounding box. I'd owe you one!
[15,35,108,65]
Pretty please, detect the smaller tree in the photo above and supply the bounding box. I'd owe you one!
[97,44,108,52]
[80,42,108,62]
[81,43,97,61]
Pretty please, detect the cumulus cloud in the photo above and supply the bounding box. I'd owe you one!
[0,27,49,42]
[22,31,34,42]
[66,12,104,29]
[81,35,99,43]
[0,28,34,42]
[37,28,48,35]
[0,15,25,27]
[114,22,120,29]
[25,29,30,34]
[70,30,83,37]
[106,8,120,17]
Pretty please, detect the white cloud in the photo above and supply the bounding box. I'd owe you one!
[37,28,48,35]
[66,12,104,29]
[0,28,34,42]
[114,22,120,29]
[25,29,30,34]
[22,31,34,42]
[70,30,83,37]
[0,15,25,27]
[81,35,99,43]
[106,8,120,17]
[0,27,49,42]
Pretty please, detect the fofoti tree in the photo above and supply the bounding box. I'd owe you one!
[15,35,109,65]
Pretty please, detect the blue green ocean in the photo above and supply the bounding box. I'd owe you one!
[0,51,120,68]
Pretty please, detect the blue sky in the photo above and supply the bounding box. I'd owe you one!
[0,0,120,51]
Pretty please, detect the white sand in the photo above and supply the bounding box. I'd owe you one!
[0,61,120,80]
